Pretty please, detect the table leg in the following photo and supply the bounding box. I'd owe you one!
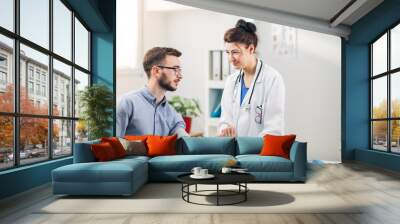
[245,183,247,201]
[217,184,219,206]
[195,184,197,192]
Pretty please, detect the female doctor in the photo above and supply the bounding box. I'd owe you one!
[218,19,285,137]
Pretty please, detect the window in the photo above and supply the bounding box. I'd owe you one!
[20,0,49,49]
[0,0,91,170]
[0,0,14,32]
[29,67,34,80]
[0,34,13,113]
[0,54,7,88]
[42,85,46,97]
[75,18,89,70]
[28,81,34,94]
[0,71,6,85]
[36,83,40,95]
[0,54,7,67]
[371,23,400,154]
[35,70,41,81]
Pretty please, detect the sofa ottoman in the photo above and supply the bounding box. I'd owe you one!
[52,154,149,195]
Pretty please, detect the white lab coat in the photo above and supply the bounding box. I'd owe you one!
[218,59,285,137]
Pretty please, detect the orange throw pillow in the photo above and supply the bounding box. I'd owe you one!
[101,137,127,158]
[146,135,177,157]
[124,135,149,141]
[91,142,117,161]
[260,134,296,159]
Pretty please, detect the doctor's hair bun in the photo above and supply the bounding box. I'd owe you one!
[235,19,256,33]
[224,19,258,48]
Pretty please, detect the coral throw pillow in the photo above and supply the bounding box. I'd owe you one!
[124,135,150,142]
[146,135,178,157]
[101,137,127,158]
[91,142,118,162]
[260,134,296,159]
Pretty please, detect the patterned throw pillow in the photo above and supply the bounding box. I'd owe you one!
[118,138,147,156]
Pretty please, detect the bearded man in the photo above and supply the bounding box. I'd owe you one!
[116,47,188,137]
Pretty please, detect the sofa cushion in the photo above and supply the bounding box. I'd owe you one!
[101,137,127,158]
[74,139,100,163]
[148,154,235,172]
[236,137,263,155]
[119,138,147,156]
[52,158,147,183]
[91,142,118,161]
[260,134,296,159]
[236,155,293,172]
[178,137,235,155]
[147,135,177,157]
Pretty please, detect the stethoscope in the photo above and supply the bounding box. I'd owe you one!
[233,60,263,112]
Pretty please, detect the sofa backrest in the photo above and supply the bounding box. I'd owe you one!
[177,137,236,155]
[235,137,263,155]
[73,139,100,163]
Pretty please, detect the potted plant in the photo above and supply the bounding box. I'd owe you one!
[79,84,114,140]
[168,96,202,133]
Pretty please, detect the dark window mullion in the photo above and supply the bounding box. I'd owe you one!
[370,45,373,149]
[49,0,54,160]
[388,30,391,152]
[71,10,76,154]
[13,0,20,167]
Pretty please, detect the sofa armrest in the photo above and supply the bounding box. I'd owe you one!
[73,140,100,163]
[289,141,307,181]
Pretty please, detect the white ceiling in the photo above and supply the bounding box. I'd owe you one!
[225,0,353,23]
[166,0,384,38]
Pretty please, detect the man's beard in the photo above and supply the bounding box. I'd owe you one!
[157,72,176,91]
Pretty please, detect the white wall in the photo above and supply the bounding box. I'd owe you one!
[256,23,342,161]
[117,7,342,161]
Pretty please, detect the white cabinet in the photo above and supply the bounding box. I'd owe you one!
[204,50,236,136]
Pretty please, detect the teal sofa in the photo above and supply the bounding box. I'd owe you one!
[52,137,307,196]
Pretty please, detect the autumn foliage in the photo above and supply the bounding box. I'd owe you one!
[372,99,400,142]
[0,84,59,150]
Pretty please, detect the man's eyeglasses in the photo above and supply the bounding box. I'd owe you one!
[156,65,182,76]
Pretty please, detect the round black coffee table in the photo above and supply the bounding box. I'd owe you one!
[177,173,255,206]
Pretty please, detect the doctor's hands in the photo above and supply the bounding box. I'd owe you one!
[218,125,237,137]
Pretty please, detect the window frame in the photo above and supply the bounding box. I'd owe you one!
[0,0,92,171]
[370,21,400,154]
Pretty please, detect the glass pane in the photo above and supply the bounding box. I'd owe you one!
[74,69,89,118]
[20,0,49,49]
[391,120,400,153]
[391,72,400,117]
[372,77,387,119]
[0,34,14,112]
[372,33,387,76]
[75,120,88,143]
[75,18,89,69]
[53,119,72,157]
[53,0,72,60]
[53,59,72,117]
[372,121,388,151]
[0,116,13,170]
[20,44,49,115]
[392,24,400,70]
[0,0,14,31]
[20,117,49,165]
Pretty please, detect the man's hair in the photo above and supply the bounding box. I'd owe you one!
[143,47,182,78]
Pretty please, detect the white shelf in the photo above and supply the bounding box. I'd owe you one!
[208,80,225,89]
